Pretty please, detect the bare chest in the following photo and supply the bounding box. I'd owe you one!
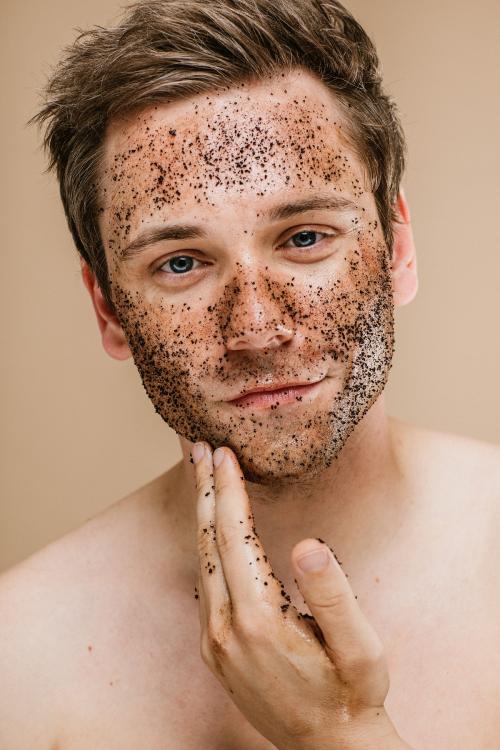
[55,573,500,750]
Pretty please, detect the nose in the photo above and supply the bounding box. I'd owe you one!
[221,273,296,352]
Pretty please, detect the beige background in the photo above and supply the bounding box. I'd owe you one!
[1,0,499,573]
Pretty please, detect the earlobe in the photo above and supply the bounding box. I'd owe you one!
[80,258,132,361]
[390,188,418,307]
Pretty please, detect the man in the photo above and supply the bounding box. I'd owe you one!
[1,0,499,748]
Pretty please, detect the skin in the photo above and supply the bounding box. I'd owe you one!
[96,70,401,487]
[81,67,419,745]
[85,66,417,601]
[1,68,499,750]
[191,441,412,749]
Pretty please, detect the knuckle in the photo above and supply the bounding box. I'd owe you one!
[214,476,232,494]
[232,608,264,642]
[286,714,314,739]
[310,590,349,611]
[215,524,238,553]
[196,474,213,497]
[357,631,386,668]
[197,524,213,553]
[365,640,386,667]
[208,631,228,659]
[342,642,385,677]
[201,625,230,665]
[216,601,232,621]
[207,619,231,653]
[348,652,375,676]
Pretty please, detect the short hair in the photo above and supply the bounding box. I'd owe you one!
[30,0,406,311]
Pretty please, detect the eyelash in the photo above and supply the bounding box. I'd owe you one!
[155,229,337,277]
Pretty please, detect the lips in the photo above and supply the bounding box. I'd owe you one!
[227,378,325,408]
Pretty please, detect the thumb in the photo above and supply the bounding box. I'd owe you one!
[292,539,388,697]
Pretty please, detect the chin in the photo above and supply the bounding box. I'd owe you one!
[240,463,330,487]
[232,437,345,487]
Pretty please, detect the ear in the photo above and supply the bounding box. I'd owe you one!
[80,257,132,361]
[390,188,418,307]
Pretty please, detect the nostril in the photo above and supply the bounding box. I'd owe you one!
[224,325,295,352]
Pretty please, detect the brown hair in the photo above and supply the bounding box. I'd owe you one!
[29,0,406,311]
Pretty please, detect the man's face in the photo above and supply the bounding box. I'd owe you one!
[98,68,395,485]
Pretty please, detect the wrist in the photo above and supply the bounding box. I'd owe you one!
[338,707,413,750]
[307,707,414,750]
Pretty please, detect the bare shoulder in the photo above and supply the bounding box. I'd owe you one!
[0,465,180,750]
[390,417,500,559]
[390,416,500,492]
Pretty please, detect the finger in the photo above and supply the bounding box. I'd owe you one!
[292,539,386,680]
[212,447,281,612]
[192,441,230,629]
[196,567,208,632]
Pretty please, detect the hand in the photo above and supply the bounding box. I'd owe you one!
[192,442,410,750]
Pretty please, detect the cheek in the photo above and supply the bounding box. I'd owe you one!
[305,239,392,349]
[355,227,389,273]
[338,232,391,300]
[111,282,207,365]
[110,230,391,366]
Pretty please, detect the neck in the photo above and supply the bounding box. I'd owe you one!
[174,395,410,608]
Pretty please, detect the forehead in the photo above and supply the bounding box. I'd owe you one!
[99,69,368,248]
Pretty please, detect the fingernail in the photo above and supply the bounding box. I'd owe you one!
[191,442,205,464]
[297,549,329,572]
[213,448,225,468]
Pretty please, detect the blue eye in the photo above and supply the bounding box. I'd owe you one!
[283,230,328,248]
[157,229,333,278]
[160,256,202,274]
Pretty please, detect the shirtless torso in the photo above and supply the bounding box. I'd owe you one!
[1,421,499,750]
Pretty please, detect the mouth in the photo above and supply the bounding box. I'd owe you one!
[226,378,326,409]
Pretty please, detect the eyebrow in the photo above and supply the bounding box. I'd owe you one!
[118,193,359,261]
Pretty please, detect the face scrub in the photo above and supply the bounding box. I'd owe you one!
[99,75,395,485]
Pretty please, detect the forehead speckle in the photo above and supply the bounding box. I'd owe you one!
[99,73,368,259]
